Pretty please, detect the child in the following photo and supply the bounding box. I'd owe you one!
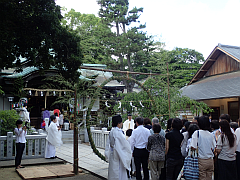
[14,120,27,169]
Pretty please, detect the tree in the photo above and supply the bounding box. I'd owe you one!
[61,9,114,68]
[0,0,82,82]
[97,0,153,92]
[114,77,212,125]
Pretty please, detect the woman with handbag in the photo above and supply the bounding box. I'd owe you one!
[216,120,237,180]
[190,115,216,180]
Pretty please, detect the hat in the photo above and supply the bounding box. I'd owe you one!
[127,113,132,116]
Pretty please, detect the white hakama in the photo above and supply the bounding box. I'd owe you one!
[45,141,56,158]
[105,127,132,180]
[45,122,62,159]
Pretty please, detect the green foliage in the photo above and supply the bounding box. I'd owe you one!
[62,9,114,67]
[0,110,20,136]
[0,86,4,95]
[114,77,212,121]
[12,77,26,98]
[0,0,82,82]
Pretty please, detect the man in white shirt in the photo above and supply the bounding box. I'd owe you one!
[130,117,151,180]
[123,113,135,136]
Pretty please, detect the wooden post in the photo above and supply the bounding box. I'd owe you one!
[167,63,171,118]
[73,85,78,175]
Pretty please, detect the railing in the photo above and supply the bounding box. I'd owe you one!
[0,132,47,160]
[90,127,109,149]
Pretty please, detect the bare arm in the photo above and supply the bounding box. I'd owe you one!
[165,139,169,155]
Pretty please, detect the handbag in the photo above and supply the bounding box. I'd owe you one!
[183,148,199,180]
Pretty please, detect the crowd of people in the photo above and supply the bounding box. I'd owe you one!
[105,113,240,180]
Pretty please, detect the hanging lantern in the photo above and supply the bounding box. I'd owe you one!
[53,91,56,96]
[46,91,49,96]
[29,90,32,96]
[35,91,38,96]
[41,91,43,96]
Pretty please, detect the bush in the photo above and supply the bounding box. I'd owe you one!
[0,110,20,136]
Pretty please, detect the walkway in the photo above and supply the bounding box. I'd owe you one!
[56,143,109,179]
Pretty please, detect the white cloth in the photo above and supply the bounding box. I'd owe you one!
[123,119,135,134]
[45,141,56,158]
[130,125,151,151]
[127,136,136,171]
[56,117,60,127]
[235,127,240,152]
[190,130,216,159]
[181,132,189,157]
[59,114,64,125]
[46,122,62,147]
[105,127,132,180]
[19,107,30,123]
[14,127,27,143]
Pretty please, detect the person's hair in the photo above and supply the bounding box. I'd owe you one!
[167,118,173,130]
[143,118,151,125]
[219,120,235,147]
[54,112,58,116]
[152,118,159,124]
[126,129,133,137]
[153,123,161,133]
[184,121,191,131]
[50,115,56,121]
[219,114,231,123]
[135,117,144,125]
[16,119,23,126]
[210,120,219,130]
[188,124,199,139]
[230,122,238,131]
[182,119,188,127]
[172,118,182,131]
[198,115,211,131]
[112,115,122,127]
[194,116,199,121]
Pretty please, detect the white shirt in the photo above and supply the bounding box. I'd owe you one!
[14,127,27,143]
[190,130,216,159]
[235,127,240,152]
[130,125,151,151]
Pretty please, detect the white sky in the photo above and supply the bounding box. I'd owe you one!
[55,0,240,59]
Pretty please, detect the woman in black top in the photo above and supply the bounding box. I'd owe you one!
[165,118,183,180]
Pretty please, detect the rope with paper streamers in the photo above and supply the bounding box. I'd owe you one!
[86,75,158,161]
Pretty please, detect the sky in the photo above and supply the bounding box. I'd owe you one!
[55,0,240,59]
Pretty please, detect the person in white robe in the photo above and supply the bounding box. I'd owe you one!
[105,115,132,180]
[45,115,62,158]
[123,113,135,136]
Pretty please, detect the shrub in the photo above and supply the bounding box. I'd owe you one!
[0,110,20,136]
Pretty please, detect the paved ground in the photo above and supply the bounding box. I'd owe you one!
[56,143,109,179]
[0,155,105,180]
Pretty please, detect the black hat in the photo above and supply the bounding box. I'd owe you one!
[16,120,23,125]
[127,113,132,116]
[112,115,122,127]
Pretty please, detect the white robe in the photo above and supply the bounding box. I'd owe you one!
[105,127,132,180]
[122,120,135,135]
[45,122,62,158]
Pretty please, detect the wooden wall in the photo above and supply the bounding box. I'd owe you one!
[205,54,240,76]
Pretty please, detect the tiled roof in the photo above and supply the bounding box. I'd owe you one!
[218,44,240,60]
[181,71,240,100]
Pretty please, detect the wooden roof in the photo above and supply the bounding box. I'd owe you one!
[189,44,240,85]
